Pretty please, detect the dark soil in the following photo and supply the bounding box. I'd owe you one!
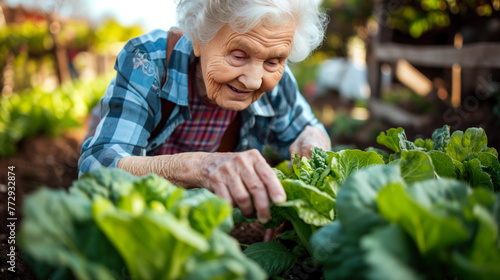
[0,129,83,279]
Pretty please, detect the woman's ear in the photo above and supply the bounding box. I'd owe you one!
[193,41,201,57]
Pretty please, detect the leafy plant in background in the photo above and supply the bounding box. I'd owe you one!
[387,0,500,38]
[19,168,266,280]
[381,87,436,115]
[377,125,500,191]
[93,19,144,54]
[244,125,499,278]
[329,111,365,139]
[0,75,110,157]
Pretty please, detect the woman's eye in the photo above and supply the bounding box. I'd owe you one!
[265,58,280,68]
[231,51,247,60]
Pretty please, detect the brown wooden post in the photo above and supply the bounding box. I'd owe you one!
[367,0,385,99]
[48,14,71,85]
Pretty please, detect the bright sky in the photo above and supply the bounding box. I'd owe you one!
[4,0,178,32]
[85,0,178,31]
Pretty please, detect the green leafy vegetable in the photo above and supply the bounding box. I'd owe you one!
[377,125,499,191]
[243,242,297,276]
[20,168,266,280]
[19,189,125,280]
[312,164,500,280]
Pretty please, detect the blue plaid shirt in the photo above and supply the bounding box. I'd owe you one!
[78,29,326,176]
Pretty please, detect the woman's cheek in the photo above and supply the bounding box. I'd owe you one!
[207,63,236,84]
[262,69,285,92]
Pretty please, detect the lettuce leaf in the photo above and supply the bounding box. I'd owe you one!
[428,150,456,178]
[361,225,423,280]
[376,127,404,153]
[329,149,385,185]
[183,229,267,280]
[399,150,436,184]
[313,163,500,280]
[278,179,335,226]
[445,128,490,162]
[432,124,451,151]
[377,180,470,253]
[243,242,297,276]
[19,188,126,280]
[20,168,265,280]
[93,196,209,280]
[336,165,403,235]
[310,221,368,280]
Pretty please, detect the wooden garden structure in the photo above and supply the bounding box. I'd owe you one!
[368,0,500,107]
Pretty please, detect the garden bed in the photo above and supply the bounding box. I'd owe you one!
[1,91,499,279]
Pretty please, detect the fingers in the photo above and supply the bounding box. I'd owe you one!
[290,125,332,159]
[211,181,234,207]
[240,170,269,222]
[301,143,315,158]
[254,158,286,204]
[210,162,254,216]
[227,178,255,218]
[243,150,286,222]
[239,150,279,222]
[204,150,286,224]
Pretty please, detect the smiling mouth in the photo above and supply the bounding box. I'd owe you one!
[227,84,251,94]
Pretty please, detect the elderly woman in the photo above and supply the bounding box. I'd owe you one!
[79,0,331,224]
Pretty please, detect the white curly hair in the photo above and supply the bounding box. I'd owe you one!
[175,0,328,63]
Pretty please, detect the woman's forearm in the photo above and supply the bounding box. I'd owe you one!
[117,153,208,188]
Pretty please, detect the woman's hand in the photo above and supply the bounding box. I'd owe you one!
[118,150,286,223]
[197,150,286,223]
[289,125,331,158]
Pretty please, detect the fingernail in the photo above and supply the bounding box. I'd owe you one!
[258,216,269,224]
[274,195,285,203]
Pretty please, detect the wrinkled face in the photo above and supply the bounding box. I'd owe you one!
[193,23,295,111]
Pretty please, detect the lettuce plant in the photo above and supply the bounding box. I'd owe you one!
[244,148,386,276]
[248,125,499,278]
[311,164,500,280]
[377,125,499,191]
[19,168,266,280]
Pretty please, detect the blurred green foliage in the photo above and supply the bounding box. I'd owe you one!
[290,51,329,93]
[381,87,436,115]
[0,21,51,54]
[93,19,144,53]
[0,16,145,156]
[319,0,373,57]
[0,18,144,91]
[0,18,144,56]
[0,74,111,157]
[321,0,499,40]
[388,0,500,38]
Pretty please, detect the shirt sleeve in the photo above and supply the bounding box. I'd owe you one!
[78,41,162,177]
[268,66,328,159]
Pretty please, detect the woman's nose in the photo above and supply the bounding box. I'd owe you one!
[238,63,263,90]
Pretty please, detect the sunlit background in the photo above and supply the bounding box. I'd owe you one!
[4,0,178,31]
